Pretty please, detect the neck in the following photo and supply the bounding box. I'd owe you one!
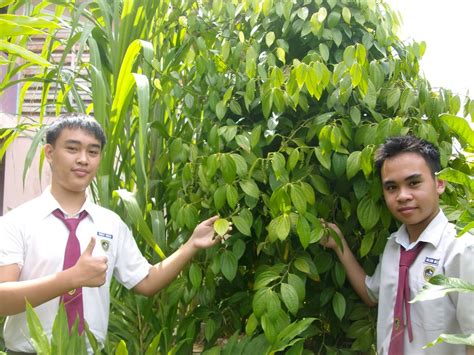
[50,185,87,215]
[406,228,422,244]
[406,209,440,244]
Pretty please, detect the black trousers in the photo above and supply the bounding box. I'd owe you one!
[6,350,36,355]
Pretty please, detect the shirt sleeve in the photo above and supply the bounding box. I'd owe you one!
[113,221,151,289]
[0,214,25,268]
[365,260,382,303]
[445,239,474,334]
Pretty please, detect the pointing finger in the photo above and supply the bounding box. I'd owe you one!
[203,215,220,226]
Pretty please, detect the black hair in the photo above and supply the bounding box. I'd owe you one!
[46,113,106,150]
[374,135,441,177]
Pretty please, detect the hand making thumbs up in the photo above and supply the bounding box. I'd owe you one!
[71,237,108,288]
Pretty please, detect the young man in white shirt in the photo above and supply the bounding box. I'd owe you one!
[321,136,474,354]
[0,114,227,353]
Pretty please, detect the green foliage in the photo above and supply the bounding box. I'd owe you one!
[412,275,474,348]
[1,0,473,353]
[0,0,58,82]
[411,118,474,349]
[411,275,474,303]
[24,302,101,355]
[0,315,4,352]
[424,333,474,348]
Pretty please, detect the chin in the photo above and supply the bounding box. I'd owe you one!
[68,186,89,193]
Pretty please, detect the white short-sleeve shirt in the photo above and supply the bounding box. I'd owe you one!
[365,210,474,354]
[0,188,151,352]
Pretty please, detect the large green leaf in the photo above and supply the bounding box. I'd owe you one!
[357,196,380,230]
[281,283,299,315]
[189,263,202,288]
[1,14,59,29]
[268,214,291,242]
[438,168,474,192]
[424,333,474,348]
[232,215,252,236]
[0,0,15,8]
[240,179,260,199]
[290,184,307,214]
[346,150,361,179]
[214,218,230,236]
[115,340,128,355]
[51,304,69,355]
[332,292,346,320]
[114,189,165,259]
[253,288,269,318]
[411,275,474,303]
[0,39,51,66]
[226,184,239,209]
[272,318,315,352]
[266,289,282,318]
[440,114,474,148]
[25,302,51,354]
[220,250,238,281]
[386,87,400,109]
[296,215,311,249]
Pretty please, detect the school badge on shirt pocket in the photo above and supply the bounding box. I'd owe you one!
[101,239,110,251]
[423,256,439,281]
[97,231,113,253]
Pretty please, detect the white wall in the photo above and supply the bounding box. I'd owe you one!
[0,64,51,215]
[2,133,51,214]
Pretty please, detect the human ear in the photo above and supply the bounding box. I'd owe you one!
[44,143,54,164]
[436,178,446,195]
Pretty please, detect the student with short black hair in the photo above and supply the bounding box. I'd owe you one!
[0,114,228,354]
[321,135,474,354]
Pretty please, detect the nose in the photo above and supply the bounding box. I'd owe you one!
[76,150,88,165]
[396,186,412,202]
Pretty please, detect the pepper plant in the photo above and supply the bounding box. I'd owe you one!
[1,0,473,353]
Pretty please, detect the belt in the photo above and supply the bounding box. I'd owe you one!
[6,350,36,355]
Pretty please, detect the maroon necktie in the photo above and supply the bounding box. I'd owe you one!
[388,242,425,355]
[52,208,88,334]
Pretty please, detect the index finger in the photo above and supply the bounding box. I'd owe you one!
[201,215,220,226]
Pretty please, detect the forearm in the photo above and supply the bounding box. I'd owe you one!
[134,241,198,296]
[0,269,75,316]
[334,240,376,307]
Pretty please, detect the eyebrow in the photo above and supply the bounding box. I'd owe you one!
[64,139,102,149]
[383,173,422,187]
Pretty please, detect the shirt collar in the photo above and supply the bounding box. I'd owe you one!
[40,186,98,222]
[391,210,448,250]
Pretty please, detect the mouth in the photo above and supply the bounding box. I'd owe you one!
[398,207,416,214]
[72,169,89,177]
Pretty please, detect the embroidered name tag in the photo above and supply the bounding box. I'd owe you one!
[97,231,113,240]
[424,257,439,266]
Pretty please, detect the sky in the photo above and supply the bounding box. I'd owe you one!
[385,0,474,101]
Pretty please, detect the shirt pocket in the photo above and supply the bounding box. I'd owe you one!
[93,236,116,282]
[411,275,451,331]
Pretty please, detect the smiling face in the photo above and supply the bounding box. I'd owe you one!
[381,152,445,242]
[45,128,102,198]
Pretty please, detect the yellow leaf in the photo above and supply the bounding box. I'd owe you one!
[214,218,230,236]
[276,47,286,64]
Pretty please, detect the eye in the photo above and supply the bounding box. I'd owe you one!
[384,185,397,192]
[89,149,100,156]
[409,180,421,187]
[66,146,78,152]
